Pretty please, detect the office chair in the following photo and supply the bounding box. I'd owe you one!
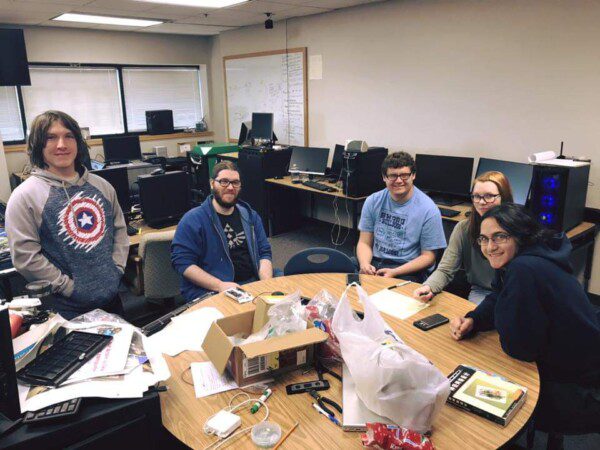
[137,230,180,303]
[284,247,356,275]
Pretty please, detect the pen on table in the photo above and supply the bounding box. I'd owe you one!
[312,403,341,426]
[387,281,412,290]
[250,388,272,414]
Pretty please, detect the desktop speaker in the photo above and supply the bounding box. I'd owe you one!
[529,163,590,232]
[146,110,174,135]
[342,147,388,197]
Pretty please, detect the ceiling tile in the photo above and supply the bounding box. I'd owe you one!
[139,22,233,35]
[0,0,75,14]
[13,0,90,5]
[0,12,50,25]
[179,9,264,27]
[226,0,297,14]
[272,4,330,20]
[83,0,157,12]
[144,4,214,18]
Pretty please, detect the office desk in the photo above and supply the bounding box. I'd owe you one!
[435,203,598,292]
[265,176,367,237]
[160,274,539,449]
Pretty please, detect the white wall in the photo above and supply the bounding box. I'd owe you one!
[209,0,600,294]
[3,25,213,174]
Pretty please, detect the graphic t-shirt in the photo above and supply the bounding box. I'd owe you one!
[358,187,446,264]
[217,208,255,282]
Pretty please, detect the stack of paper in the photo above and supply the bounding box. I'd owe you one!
[16,310,170,413]
[369,289,429,320]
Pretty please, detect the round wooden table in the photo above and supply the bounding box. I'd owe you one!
[160,274,539,449]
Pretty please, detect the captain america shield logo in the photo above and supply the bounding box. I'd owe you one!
[57,192,106,252]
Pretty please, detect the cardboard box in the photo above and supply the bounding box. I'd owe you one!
[203,309,328,387]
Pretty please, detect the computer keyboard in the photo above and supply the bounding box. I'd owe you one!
[302,180,337,192]
[17,331,112,387]
[438,207,461,218]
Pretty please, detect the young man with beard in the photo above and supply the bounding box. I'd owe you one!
[171,161,273,302]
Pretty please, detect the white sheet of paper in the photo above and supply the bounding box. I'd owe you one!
[191,362,238,398]
[369,289,429,320]
[147,307,224,356]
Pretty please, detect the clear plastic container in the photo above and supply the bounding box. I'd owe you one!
[251,421,282,448]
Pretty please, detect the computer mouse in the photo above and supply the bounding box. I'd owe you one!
[464,210,471,217]
[151,168,165,175]
[271,291,285,296]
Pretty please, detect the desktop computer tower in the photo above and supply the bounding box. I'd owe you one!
[341,147,388,197]
[0,307,20,421]
[237,148,294,232]
[529,163,590,232]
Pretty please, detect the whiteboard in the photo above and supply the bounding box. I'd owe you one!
[224,48,307,146]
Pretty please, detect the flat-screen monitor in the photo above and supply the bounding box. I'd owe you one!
[138,171,190,228]
[330,144,345,178]
[251,113,274,141]
[91,167,131,214]
[476,157,533,205]
[289,146,329,176]
[102,135,142,162]
[415,154,474,199]
[0,29,30,86]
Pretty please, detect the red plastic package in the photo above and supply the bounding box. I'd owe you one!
[361,423,434,450]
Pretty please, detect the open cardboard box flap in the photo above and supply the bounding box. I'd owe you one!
[239,327,328,359]
[203,319,235,374]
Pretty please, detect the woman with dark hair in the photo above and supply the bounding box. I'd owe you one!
[413,171,514,304]
[6,111,129,319]
[450,203,600,435]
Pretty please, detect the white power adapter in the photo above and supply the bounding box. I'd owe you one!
[205,410,241,438]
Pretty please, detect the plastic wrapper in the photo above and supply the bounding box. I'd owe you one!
[240,291,306,344]
[303,289,341,360]
[361,423,434,450]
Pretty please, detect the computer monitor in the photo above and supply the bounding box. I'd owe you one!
[138,171,191,228]
[0,306,20,422]
[475,158,533,205]
[329,144,345,178]
[91,167,132,214]
[102,135,142,162]
[289,146,329,176]
[414,154,474,205]
[251,113,274,141]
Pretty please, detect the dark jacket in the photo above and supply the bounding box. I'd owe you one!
[171,196,272,301]
[466,233,600,385]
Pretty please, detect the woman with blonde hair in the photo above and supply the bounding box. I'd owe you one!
[413,171,513,304]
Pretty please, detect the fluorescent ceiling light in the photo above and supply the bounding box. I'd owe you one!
[136,0,248,8]
[53,13,163,27]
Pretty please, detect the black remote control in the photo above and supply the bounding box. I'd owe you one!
[286,380,330,395]
[23,398,82,425]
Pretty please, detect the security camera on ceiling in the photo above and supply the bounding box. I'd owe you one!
[265,13,273,29]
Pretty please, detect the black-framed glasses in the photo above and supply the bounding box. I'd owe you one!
[477,233,511,246]
[214,178,241,188]
[385,172,413,182]
[471,193,501,203]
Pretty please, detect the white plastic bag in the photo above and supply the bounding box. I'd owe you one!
[331,284,450,433]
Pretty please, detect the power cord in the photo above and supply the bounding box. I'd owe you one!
[330,156,352,247]
[203,392,269,450]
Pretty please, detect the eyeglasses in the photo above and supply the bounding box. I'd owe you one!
[214,178,241,188]
[471,193,501,203]
[385,172,413,182]
[477,233,511,246]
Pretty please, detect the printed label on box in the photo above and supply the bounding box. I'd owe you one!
[243,355,268,378]
[296,349,307,366]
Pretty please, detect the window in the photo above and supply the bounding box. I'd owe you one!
[21,66,124,135]
[122,67,203,132]
[0,87,24,142]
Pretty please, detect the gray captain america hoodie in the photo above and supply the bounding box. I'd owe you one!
[5,167,129,317]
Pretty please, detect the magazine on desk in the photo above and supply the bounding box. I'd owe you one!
[447,365,527,426]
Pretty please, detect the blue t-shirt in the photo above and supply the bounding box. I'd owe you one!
[358,187,446,264]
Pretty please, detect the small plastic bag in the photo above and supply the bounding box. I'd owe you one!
[303,289,342,360]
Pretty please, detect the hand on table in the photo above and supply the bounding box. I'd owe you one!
[359,264,377,275]
[413,285,434,302]
[450,317,474,340]
[217,281,241,292]
[376,267,397,278]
